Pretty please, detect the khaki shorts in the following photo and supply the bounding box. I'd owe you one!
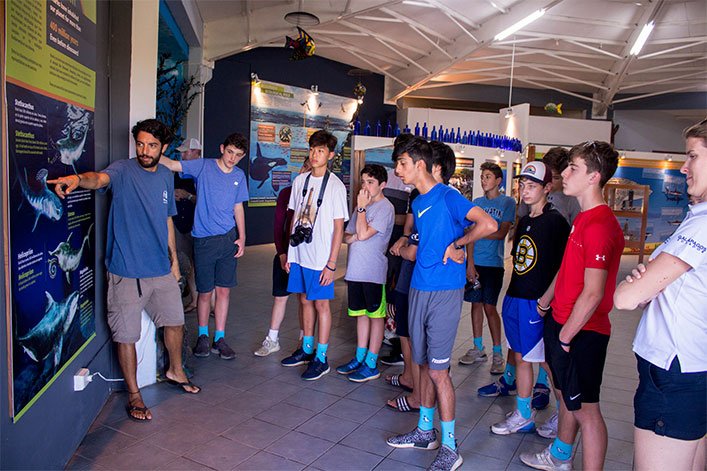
[107,272,184,343]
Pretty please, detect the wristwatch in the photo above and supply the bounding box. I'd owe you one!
[453,241,464,250]
[357,207,366,213]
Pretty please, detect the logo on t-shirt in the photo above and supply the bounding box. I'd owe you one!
[514,235,537,274]
[162,190,168,204]
[595,254,606,261]
[417,206,432,218]
[234,181,239,186]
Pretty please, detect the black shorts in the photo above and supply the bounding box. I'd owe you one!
[464,265,504,305]
[393,290,410,338]
[272,254,290,297]
[193,227,238,293]
[544,313,609,411]
[347,281,386,318]
[634,354,707,441]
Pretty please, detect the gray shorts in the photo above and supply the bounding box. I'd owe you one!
[408,287,464,370]
[107,272,184,343]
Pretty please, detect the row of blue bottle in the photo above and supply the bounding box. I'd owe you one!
[354,119,402,138]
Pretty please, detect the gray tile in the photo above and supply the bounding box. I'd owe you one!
[75,426,138,460]
[284,388,340,412]
[183,381,242,405]
[246,378,303,402]
[219,390,284,416]
[266,431,335,465]
[363,407,420,435]
[256,402,317,429]
[309,375,363,397]
[296,413,359,442]
[605,417,635,443]
[236,451,305,471]
[157,457,214,470]
[458,451,509,470]
[340,425,395,457]
[91,442,178,470]
[458,427,521,461]
[185,436,258,471]
[223,418,290,449]
[388,446,438,469]
[145,422,218,455]
[346,384,400,407]
[311,444,383,471]
[65,455,107,470]
[373,457,425,470]
[605,437,634,465]
[323,398,382,424]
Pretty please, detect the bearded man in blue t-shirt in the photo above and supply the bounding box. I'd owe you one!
[49,119,200,423]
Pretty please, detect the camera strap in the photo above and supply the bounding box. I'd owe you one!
[299,170,331,232]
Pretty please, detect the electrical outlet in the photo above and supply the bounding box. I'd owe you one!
[74,368,91,391]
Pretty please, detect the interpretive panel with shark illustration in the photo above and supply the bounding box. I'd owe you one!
[249,80,357,206]
[5,0,97,421]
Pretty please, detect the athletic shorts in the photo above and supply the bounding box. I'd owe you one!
[272,254,290,297]
[544,313,609,411]
[634,354,707,441]
[193,227,238,293]
[107,272,184,344]
[287,263,334,300]
[393,290,410,338]
[347,281,386,318]
[502,296,545,362]
[464,265,504,305]
[408,287,464,370]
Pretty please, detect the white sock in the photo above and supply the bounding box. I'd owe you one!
[268,329,279,342]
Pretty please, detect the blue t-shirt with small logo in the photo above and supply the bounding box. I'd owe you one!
[181,158,249,238]
[472,194,516,267]
[104,159,177,278]
[411,183,475,291]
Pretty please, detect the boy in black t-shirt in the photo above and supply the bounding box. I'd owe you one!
[488,162,570,436]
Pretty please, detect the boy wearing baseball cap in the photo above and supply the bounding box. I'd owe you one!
[490,161,570,435]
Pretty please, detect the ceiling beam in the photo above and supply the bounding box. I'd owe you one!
[613,85,703,105]
[620,71,707,91]
[638,40,707,60]
[338,19,423,55]
[629,56,707,74]
[514,77,601,103]
[315,35,408,68]
[380,7,454,44]
[411,25,454,59]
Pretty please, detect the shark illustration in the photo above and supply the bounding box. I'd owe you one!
[49,223,94,282]
[52,104,90,174]
[18,168,63,231]
[17,291,79,371]
[250,143,287,189]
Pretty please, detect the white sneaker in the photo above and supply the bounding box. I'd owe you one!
[519,445,572,471]
[491,409,536,435]
[537,411,558,439]
[254,337,280,357]
[490,351,505,374]
[459,347,487,365]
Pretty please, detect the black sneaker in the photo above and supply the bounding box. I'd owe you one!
[281,347,314,367]
[380,352,405,366]
[211,338,236,360]
[193,334,210,357]
[301,358,330,380]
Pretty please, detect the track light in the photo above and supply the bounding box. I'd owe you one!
[505,108,514,119]
[250,73,261,86]
[494,8,546,41]
[310,85,319,95]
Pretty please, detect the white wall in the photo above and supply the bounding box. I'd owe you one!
[613,110,689,154]
[528,115,611,146]
[400,108,501,137]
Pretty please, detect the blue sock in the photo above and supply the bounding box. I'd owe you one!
[503,363,516,385]
[418,406,435,431]
[550,438,573,461]
[492,345,502,355]
[198,325,208,337]
[441,420,456,449]
[302,336,315,354]
[315,343,328,362]
[214,330,224,342]
[364,351,378,369]
[473,337,483,351]
[517,396,532,419]
[355,346,367,363]
[537,367,550,387]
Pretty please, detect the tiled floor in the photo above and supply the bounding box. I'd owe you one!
[68,244,641,470]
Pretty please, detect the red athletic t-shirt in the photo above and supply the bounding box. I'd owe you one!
[551,204,624,335]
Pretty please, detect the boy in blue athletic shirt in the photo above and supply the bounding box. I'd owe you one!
[385,137,496,471]
[160,133,249,360]
[337,164,394,382]
[280,130,349,381]
[460,162,516,376]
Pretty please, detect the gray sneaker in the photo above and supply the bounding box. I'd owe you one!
[193,334,210,357]
[386,427,440,450]
[520,445,572,471]
[428,444,463,471]
[254,337,280,357]
[459,347,487,365]
[537,411,558,439]
[490,351,505,374]
[211,338,236,360]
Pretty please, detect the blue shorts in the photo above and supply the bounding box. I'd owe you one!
[287,263,334,300]
[634,354,706,441]
[193,227,238,293]
[502,296,545,362]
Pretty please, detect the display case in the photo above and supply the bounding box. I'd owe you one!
[603,183,650,263]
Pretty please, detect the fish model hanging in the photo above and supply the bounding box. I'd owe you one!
[544,102,563,115]
[49,223,94,282]
[17,290,79,372]
[18,168,63,232]
[285,27,316,61]
[250,143,287,189]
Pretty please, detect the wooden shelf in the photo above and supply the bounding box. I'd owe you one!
[604,183,650,263]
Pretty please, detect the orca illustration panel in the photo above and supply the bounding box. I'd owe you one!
[5,0,97,421]
[249,80,357,206]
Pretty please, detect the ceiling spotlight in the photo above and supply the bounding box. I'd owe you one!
[630,21,655,56]
[250,73,260,85]
[505,108,514,119]
[494,8,546,41]
[310,85,319,95]
[284,11,320,26]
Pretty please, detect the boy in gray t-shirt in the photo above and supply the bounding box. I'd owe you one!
[336,164,395,382]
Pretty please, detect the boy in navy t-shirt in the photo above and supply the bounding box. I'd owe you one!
[160,133,249,360]
[385,137,496,471]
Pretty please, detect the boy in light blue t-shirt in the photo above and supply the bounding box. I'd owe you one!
[160,133,249,361]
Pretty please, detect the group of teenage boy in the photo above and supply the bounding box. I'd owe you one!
[50,117,625,471]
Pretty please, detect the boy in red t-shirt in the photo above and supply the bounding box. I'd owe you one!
[520,141,623,471]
